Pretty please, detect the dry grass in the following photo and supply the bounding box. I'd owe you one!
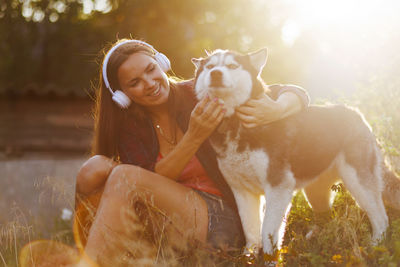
[3,179,400,266]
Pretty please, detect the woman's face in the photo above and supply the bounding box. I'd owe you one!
[117,52,170,108]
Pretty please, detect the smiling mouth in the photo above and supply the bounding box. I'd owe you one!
[148,84,161,96]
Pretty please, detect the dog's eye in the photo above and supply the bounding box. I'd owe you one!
[227,64,239,69]
[206,64,215,69]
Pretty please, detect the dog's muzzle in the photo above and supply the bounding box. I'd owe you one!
[210,70,224,88]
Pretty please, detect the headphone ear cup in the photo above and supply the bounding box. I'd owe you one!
[112,90,132,109]
[154,52,171,72]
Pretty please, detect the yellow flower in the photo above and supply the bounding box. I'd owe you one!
[331,254,343,264]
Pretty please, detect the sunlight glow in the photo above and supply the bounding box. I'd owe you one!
[49,12,59,23]
[82,0,94,14]
[298,0,399,29]
[205,11,217,23]
[53,1,67,14]
[82,0,111,14]
[22,5,33,19]
[270,0,400,96]
[281,19,301,46]
[276,0,400,46]
[32,10,45,22]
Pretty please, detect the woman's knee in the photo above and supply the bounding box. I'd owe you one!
[103,164,145,194]
[76,155,116,195]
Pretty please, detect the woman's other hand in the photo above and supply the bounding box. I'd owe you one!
[187,95,226,144]
[236,92,302,128]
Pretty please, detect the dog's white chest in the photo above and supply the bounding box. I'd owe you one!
[215,139,268,194]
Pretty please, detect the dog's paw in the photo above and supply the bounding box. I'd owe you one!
[263,252,278,266]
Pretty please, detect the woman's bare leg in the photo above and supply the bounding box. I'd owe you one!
[83,164,209,263]
[74,155,119,251]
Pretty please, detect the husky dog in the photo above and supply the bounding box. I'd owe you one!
[191,49,400,255]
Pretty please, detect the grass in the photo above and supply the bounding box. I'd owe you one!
[281,186,400,266]
[2,182,400,266]
[0,208,75,267]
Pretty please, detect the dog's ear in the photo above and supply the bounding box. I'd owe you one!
[248,48,268,75]
[191,58,203,69]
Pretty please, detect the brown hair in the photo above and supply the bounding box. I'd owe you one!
[91,39,183,159]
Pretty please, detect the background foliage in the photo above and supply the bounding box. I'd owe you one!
[3,0,398,99]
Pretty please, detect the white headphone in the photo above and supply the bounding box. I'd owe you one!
[102,40,171,109]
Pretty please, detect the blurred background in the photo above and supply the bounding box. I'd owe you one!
[1,0,400,264]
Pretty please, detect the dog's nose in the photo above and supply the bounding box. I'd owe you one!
[210,70,223,80]
[210,70,223,87]
[210,70,224,87]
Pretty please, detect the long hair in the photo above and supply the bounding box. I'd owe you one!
[91,40,184,159]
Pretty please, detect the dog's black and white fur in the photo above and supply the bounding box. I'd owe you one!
[192,49,400,255]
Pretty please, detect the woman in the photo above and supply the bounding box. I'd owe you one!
[75,39,311,264]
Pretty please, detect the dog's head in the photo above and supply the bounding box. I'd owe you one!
[192,48,267,116]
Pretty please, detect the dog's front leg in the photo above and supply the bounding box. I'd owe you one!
[231,188,262,253]
[262,181,295,256]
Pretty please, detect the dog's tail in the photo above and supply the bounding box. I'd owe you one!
[382,163,400,209]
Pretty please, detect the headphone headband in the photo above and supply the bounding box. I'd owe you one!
[102,40,171,108]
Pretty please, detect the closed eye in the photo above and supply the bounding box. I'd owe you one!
[128,64,155,87]
[129,79,139,87]
[206,64,215,69]
[147,64,156,73]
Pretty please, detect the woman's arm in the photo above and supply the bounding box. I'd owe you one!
[154,95,225,180]
[236,85,309,128]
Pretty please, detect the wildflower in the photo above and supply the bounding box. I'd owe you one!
[331,254,343,264]
[61,208,73,221]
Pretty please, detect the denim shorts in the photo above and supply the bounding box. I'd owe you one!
[195,190,245,251]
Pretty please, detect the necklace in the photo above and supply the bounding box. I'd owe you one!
[155,124,177,145]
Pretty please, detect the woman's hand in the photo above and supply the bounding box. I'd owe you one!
[155,95,225,179]
[236,92,302,128]
[187,95,226,144]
